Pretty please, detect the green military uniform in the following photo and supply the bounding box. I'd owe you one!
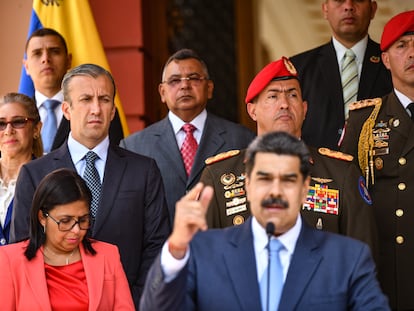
[341,92,414,310]
[200,146,378,255]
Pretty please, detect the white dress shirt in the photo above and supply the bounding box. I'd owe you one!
[160,215,302,283]
[67,133,109,184]
[332,35,368,77]
[35,90,64,128]
[168,109,207,148]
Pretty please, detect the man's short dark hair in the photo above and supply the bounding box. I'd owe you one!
[25,28,68,54]
[161,48,210,81]
[245,131,310,179]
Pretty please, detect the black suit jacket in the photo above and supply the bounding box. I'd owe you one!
[10,143,171,308]
[120,113,255,221]
[291,38,392,150]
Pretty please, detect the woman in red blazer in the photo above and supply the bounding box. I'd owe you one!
[0,169,134,310]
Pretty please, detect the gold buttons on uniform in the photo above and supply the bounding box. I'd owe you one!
[399,157,407,165]
[398,183,406,190]
[396,209,404,217]
[396,236,404,244]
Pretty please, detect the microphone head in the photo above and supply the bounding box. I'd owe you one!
[265,222,275,236]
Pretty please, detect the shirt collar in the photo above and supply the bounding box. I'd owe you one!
[67,133,109,166]
[168,109,207,135]
[332,35,368,66]
[35,90,64,109]
[252,214,302,256]
[394,89,414,109]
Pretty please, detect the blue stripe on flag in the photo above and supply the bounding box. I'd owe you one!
[18,9,43,97]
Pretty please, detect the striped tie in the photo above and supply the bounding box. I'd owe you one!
[341,49,358,120]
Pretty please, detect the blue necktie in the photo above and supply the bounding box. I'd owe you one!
[41,99,60,153]
[83,151,102,218]
[260,239,284,311]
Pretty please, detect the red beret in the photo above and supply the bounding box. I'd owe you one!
[380,10,414,51]
[245,57,298,104]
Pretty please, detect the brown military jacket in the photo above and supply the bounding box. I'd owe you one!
[341,92,414,310]
[200,146,378,256]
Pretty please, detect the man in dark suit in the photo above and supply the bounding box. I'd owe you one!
[290,0,392,150]
[10,64,171,308]
[23,28,124,152]
[140,131,389,311]
[340,10,414,310]
[120,49,255,221]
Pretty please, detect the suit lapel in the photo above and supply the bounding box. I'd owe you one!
[25,247,53,311]
[188,114,225,186]
[52,118,70,150]
[93,146,126,235]
[278,222,323,310]
[156,118,188,183]
[359,38,383,99]
[222,219,262,311]
[81,244,104,310]
[320,43,345,121]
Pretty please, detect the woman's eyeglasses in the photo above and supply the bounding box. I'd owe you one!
[0,117,35,131]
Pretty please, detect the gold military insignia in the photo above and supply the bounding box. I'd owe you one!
[375,157,383,170]
[233,215,245,226]
[370,56,380,63]
[220,173,236,186]
[205,150,240,165]
[349,98,382,111]
[284,58,297,75]
[311,177,333,184]
[318,147,353,162]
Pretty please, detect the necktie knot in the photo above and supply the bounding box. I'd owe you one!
[407,103,414,121]
[182,123,196,134]
[85,151,99,163]
[269,239,283,253]
[43,99,60,111]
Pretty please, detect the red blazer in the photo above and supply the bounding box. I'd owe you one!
[0,240,135,311]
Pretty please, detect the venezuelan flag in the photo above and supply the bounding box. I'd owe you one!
[19,0,129,136]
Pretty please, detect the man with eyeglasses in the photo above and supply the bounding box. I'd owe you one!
[120,49,255,222]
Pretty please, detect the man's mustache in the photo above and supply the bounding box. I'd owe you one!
[261,197,288,209]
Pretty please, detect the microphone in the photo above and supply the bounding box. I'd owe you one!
[265,222,275,311]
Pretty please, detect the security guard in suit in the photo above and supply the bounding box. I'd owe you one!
[340,10,414,310]
[200,56,378,258]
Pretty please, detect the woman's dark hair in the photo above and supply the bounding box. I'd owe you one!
[24,168,96,260]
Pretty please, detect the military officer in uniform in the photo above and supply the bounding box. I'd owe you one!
[200,57,378,256]
[340,10,414,310]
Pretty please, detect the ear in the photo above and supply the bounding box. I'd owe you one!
[33,121,42,139]
[301,176,311,204]
[38,210,46,227]
[66,53,73,70]
[370,1,377,20]
[207,80,214,100]
[321,2,328,19]
[302,100,308,120]
[62,101,71,121]
[110,104,116,121]
[247,102,258,121]
[158,83,167,103]
[23,58,31,76]
[245,174,251,201]
[381,52,391,70]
